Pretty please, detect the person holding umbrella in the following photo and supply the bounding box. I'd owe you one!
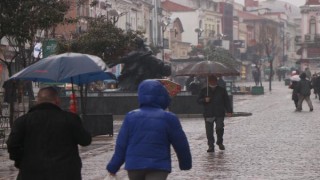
[197,75,233,152]
[6,86,92,180]
[289,71,300,110]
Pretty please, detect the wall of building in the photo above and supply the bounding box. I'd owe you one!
[171,11,199,45]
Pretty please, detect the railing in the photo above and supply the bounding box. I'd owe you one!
[295,34,320,44]
[0,115,10,149]
[0,102,10,149]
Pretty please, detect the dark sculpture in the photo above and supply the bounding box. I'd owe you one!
[106,38,171,91]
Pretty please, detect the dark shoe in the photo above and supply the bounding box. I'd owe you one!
[217,144,225,150]
[310,108,313,112]
[207,147,215,152]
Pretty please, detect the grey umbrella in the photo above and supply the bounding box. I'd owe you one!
[175,60,240,95]
[175,60,240,77]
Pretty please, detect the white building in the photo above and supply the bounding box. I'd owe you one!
[296,0,320,73]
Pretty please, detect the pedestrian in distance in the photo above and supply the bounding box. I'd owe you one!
[197,75,233,152]
[304,67,312,80]
[296,72,314,112]
[106,79,192,180]
[252,67,260,86]
[188,76,202,95]
[217,76,226,89]
[289,80,299,109]
[6,86,92,180]
[311,73,320,100]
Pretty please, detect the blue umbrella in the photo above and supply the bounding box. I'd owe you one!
[8,53,116,115]
[9,52,114,85]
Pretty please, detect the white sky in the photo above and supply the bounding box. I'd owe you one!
[234,0,306,7]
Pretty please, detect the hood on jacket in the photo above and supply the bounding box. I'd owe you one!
[138,79,171,109]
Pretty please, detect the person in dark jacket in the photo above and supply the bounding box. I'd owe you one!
[106,79,192,180]
[6,86,92,180]
[296,72,313,112]
[197,75,233,152]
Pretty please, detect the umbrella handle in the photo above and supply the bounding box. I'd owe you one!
[71,77,77,112]
[207,76,209,96]
[71,77,74,94]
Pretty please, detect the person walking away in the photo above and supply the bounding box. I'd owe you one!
[289,80,299,109]
[296,73,313,112]
[252,67,260,86]
[188,76,202,95]
[6,86,92,180]
[106,79,192,180]
[197,75,233,152]
[314,74,320,100]
[311,73,320,99]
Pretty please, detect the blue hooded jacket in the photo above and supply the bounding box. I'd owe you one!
[107,79,192,174]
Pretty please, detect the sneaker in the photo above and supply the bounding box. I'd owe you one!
[217,144,225,150]
[310,108,313,112]
[207,147,214,152]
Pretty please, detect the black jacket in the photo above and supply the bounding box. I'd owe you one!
[7,103,92,180]
[197,86,233,118]
[297,78,313,96]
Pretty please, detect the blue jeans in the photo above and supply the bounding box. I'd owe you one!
[205,117,225,148]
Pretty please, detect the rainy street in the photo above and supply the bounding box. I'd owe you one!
[1,81,320,180]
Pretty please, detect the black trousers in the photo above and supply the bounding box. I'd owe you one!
[205,117,225,148]
[127,170,169,180]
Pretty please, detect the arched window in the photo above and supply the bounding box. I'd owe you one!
[309,17,316,34]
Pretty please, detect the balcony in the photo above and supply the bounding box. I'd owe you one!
[295,34,320,45]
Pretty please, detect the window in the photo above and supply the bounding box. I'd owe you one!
[309,17,316,35]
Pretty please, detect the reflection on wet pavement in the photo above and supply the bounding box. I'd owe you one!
[1,82,320,179]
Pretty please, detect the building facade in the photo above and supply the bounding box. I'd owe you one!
[296,0,320,73]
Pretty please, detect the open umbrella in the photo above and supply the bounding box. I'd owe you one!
[175,60,240,95]
[175,60,240,77]
[9,53,112,85]
[156,79,181,97]
[279,66,290,71]
[8,52,115,114]
[290,75,300,81]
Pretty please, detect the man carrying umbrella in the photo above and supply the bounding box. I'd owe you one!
[197,75,233,152]
[6,86,92,180]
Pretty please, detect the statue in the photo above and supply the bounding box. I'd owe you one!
[106,38,171,91]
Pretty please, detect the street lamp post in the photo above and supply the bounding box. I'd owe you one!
[281,27,286,67]
[265,38,273,91]
[162,17,171,61]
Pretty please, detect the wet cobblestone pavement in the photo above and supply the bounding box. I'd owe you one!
[1,81,320,179]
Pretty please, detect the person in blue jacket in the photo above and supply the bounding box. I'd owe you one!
[106,79,192,180]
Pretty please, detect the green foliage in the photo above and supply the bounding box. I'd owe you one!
[0,0,69,128]
[57,17,144,64]
[0,0,70,76]
[0,0,69,43]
